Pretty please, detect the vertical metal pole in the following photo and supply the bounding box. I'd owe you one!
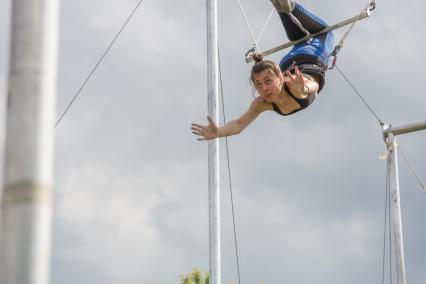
[0,0,58,283]
[207,0,220,283]
[386,133,407,284]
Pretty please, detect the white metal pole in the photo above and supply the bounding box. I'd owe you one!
[0,0,58,283]
[386,133,407,284]
[383,121,426,137]
[207,0,220,283]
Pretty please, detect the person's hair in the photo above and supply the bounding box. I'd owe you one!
[250,54,282,84]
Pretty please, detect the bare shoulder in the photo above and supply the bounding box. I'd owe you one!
[249,97,272,113]
[235,97,271,126]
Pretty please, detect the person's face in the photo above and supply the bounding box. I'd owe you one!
[252,70,283,102]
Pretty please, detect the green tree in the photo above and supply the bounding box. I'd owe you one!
[180,268,209,284]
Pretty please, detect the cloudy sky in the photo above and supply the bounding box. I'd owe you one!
[1,0,425,283]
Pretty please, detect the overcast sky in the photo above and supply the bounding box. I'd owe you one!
[0,0,425,283]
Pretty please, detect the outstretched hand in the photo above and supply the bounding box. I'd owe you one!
[191,116,218,141]
[284,65,308,96]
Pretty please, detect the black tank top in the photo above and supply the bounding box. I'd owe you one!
[271,84,316,116]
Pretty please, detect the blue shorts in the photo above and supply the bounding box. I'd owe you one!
[278,3,334,90]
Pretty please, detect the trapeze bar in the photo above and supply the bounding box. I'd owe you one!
[383,121,426,138]
[245,9,372,63]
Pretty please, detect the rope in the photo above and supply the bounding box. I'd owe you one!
[218,48,242,284]
[235,2,278,53]
[398,145,426,193]
[329,0,376,69]
[235,0,260,51]
[342,0,376,43]
[55,0,146,128]
[256,8,275,44]
[325,2,385,130]
[334,65,384,126]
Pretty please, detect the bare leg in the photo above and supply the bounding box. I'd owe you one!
[270,0,295,13]
[276,2,329,41]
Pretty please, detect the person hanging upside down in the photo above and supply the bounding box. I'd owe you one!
[191,0,334,141]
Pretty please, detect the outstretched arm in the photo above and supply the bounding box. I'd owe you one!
[191,99,268,141]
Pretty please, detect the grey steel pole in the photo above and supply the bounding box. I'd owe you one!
[0,0,58,283]
[207,0,220,283]
[386,133,407,284]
